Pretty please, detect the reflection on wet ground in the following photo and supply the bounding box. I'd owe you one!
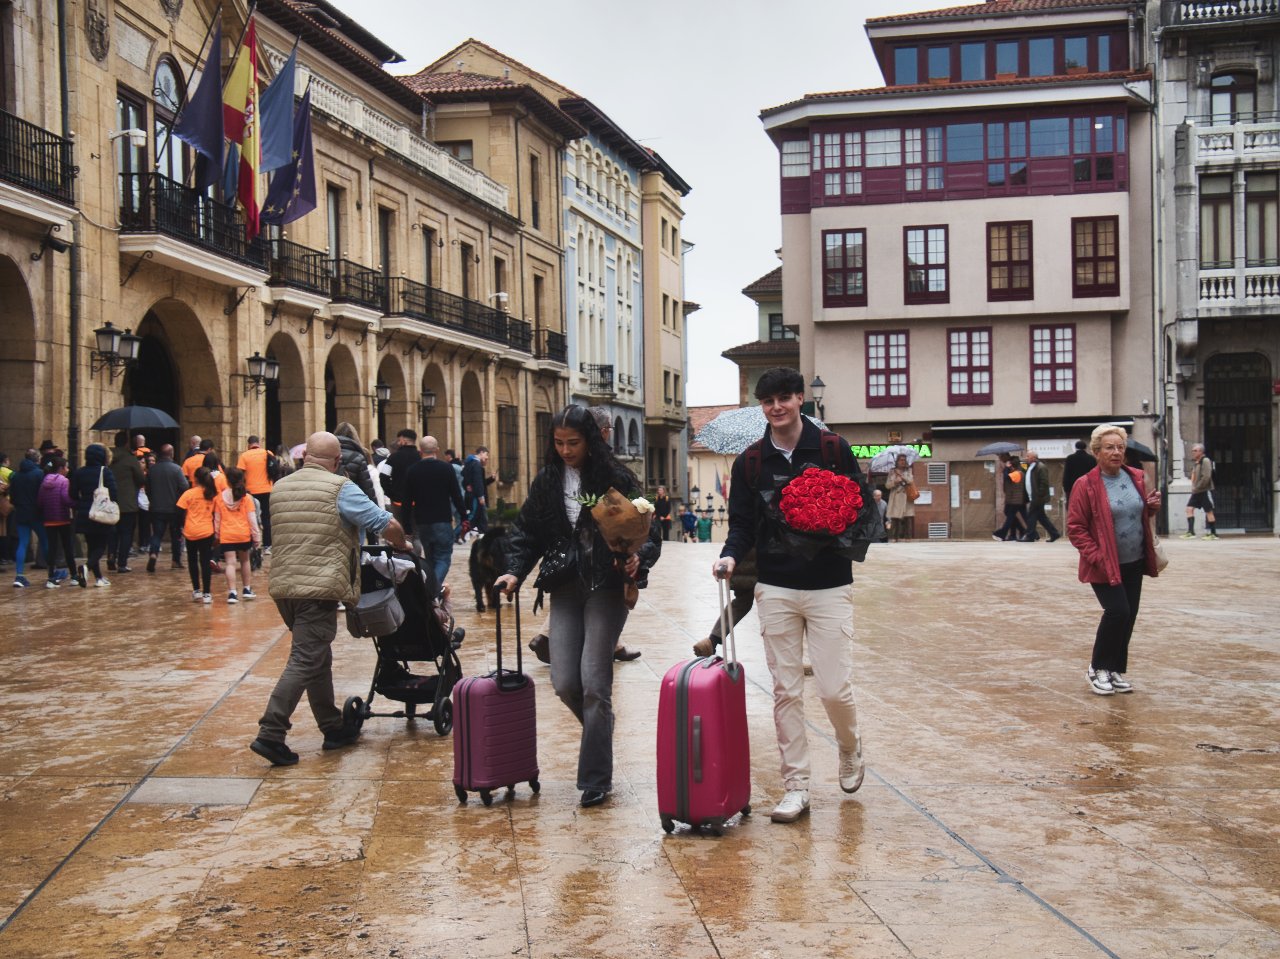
[1,536,1277,957]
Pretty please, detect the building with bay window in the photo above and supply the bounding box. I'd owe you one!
[1154,0,1279,531]
[760,0,1157,538]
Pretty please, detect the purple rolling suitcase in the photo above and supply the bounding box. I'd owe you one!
[452,590,540,806]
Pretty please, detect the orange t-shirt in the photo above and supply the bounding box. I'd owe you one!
[182,453,205,485]
[214,492,257,545]
[211,470,229,493]
[177,488,217,540]
[236,447,274,495]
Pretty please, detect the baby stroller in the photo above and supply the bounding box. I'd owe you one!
[342,546,465,737]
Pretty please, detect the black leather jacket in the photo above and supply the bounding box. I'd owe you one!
[504,461,661,592]
[337,435,377,502]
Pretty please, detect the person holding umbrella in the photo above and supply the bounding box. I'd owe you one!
[885,452,916,541]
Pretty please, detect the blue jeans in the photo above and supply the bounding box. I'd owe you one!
[14,523,49,578]
[148,511,184,563]
[419,521,456,587]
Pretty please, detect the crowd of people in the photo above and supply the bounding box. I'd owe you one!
[1,373,1213,820]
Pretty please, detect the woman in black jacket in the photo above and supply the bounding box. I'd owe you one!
[333,421,377,502]
[495,405,661,809]
[70,443,118,587]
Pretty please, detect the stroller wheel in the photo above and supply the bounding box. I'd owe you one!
[433,699,453,737]
[342,696,365,730]
[454,785,467,804]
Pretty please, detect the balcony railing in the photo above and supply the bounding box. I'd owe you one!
[0,109,75,205]
[1174,0,1279,23]
[330,258,386,311]
[119,172,262,266]
[537,329,567,364]
[1191,116,1280,166]
[386,277,511,345]
[580,362,615,395]
[266,238,331,295]
[507,317,532,353]
[1197,264,1280,306]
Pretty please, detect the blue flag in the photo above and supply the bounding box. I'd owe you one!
[172,19,223,192]
[261,85,316,225]
[259,41,297,173]
[222,141,240,202]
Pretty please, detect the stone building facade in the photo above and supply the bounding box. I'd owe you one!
[1,0,568,506]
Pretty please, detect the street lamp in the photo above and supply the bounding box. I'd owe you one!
[420,386,437,430]
[371,380,391,415]
[90,321,141,380]
[239,351,280,396]
[810,375,826,418]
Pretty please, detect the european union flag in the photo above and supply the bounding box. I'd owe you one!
[261,85,315,225]
[259,41,297,173]
[172,20,223,192]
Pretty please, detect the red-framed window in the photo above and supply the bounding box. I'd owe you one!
[905,226,948,304]
[988,221,1033,300]
[888,31,1125,86]
[947,327,993,406]
[822,229,867,307]
[1030,324,1076,403]
[1071,216,1119,297]
[866,331,909,407]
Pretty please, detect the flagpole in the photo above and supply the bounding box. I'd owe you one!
[165,3,221,181]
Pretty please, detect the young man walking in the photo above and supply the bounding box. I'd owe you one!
[713,367,865,824]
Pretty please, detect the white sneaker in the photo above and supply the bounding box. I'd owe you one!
[202,593,212,604]
[839,740,865,794]
[1087,667,1115,695]
[770,789,810,823]
[95,577,111,588]
[1109,672,1133,693]
[192,590,203,602]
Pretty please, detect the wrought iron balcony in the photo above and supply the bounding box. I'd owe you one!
[507,317,532,353]
[579,362,615,395]
[386,277,510,345]
[329,257,386,311]
[265,238,331,296]
[537,329,567,364]
[0,109,76,205]
[119,172,261,267]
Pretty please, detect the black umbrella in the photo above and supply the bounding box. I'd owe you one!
[975,441,1021,456]
[1126,438,1157,462]
[89,405,180,431]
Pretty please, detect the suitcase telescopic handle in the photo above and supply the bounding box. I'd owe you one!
[492,585,523,686]
[718,577,738,667]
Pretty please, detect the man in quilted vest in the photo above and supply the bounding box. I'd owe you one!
[251,432,407,767]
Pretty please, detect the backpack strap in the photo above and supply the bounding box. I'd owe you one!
[743,439,765,491]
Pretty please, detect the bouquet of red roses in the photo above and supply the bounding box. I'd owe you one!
[779,467,864,534]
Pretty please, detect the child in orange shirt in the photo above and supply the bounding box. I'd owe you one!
[177,468,218,603]
[213,467,261,604]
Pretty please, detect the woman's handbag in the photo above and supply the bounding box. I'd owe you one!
[88,467,120,526]
[1149,517,1169,573]
[532,539,576,592]
[137,487,150,511]
[345,587,405,637]
[905,481,921,503]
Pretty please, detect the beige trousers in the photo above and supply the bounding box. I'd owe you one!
[755,583,861,790]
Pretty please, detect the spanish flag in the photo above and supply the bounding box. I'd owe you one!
[222,16,260,239]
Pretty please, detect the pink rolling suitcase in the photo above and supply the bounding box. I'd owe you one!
[452,590,540,806]
[657,576,752,835]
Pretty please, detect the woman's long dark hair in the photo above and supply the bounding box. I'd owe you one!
[194,466,217,501]
[202,451,222,472]
[543,404,635,495]
[224,466,247,502]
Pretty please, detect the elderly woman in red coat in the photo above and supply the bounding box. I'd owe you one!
[1066,424,1162,695]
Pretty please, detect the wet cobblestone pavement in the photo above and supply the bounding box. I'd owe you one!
[1,536,1277,958]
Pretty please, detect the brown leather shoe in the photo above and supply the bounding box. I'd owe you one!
[613,644,641,662]
[528,633,550,664]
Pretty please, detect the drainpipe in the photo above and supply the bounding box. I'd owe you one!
[57,0,81,464]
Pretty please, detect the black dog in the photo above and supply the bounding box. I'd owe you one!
[469,525,509,612]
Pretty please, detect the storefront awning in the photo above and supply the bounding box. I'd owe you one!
[929,416,1135,439]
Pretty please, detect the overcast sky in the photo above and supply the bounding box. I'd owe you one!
[342,0,908,406]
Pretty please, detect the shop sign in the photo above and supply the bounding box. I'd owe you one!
[850,443,933,459]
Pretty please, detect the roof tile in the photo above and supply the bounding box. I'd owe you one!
[867,0,1130,25]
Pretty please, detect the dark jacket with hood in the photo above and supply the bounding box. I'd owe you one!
[71,444,118,532]
[504,459,661,594]
[721,416,862,591]
[9,457,45,526]
[337,435,377,503]
[110,445,145,514]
